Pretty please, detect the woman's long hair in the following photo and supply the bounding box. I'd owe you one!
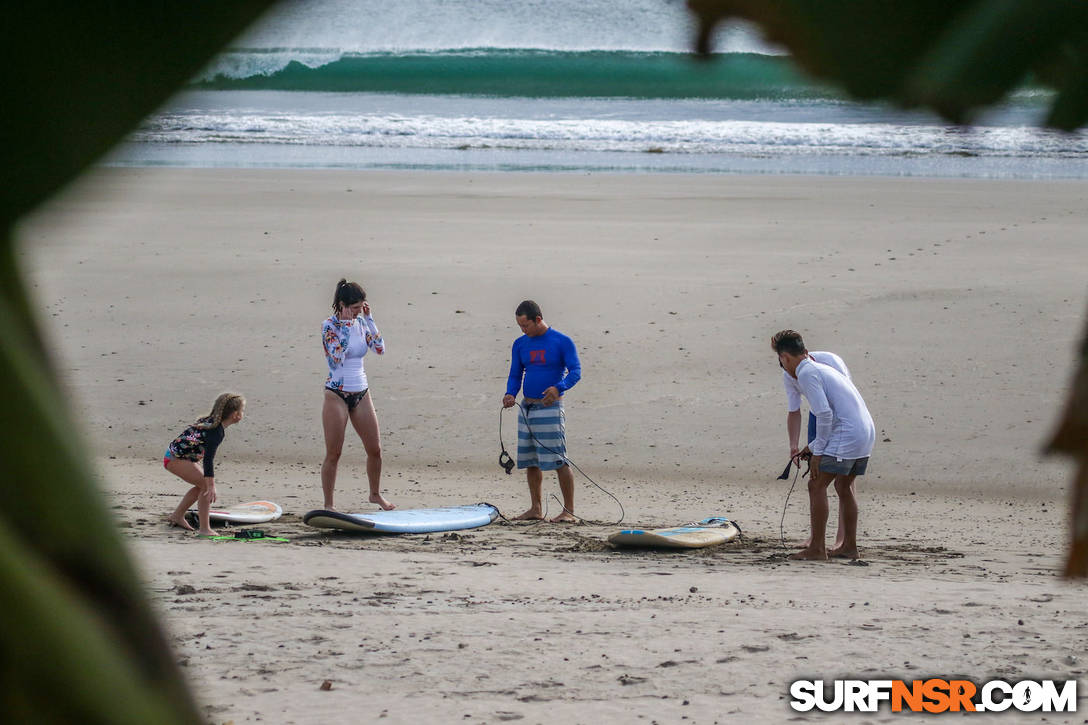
[332,278,366,312]
[194,392,245,429]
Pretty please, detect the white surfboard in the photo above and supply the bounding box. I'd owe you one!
[303,504,499,534]
[608,517,741,549]
[188,500,283,525]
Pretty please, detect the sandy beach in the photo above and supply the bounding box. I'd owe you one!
[16,168,1088,723]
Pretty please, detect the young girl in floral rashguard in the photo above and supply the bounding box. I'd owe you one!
[320,279,394,512]
[164,392,245,536]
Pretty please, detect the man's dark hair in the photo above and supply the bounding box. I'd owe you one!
[516,300,542,320]
[771,329,807,356]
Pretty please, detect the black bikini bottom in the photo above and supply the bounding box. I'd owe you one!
[327,387,368,411]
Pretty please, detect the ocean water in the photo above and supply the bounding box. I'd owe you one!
[108,0,1088,178]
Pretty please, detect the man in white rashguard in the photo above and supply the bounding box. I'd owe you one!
[772,329,854,552]
[772,330,875,561]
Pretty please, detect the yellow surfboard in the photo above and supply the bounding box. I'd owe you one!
[608,517,741,549]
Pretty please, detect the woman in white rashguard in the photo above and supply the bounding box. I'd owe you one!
[320,279,394,511]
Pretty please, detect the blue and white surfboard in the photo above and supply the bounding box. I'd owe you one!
[303,504,499,534]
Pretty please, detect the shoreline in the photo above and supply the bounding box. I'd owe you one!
[101,152,1088,181]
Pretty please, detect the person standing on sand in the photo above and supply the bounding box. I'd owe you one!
[321,279,394,511]
[164,392,245,537]
[503,300,582,522]
[772,329,855,551]
[772,331,875,560]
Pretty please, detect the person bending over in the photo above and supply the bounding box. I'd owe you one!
[772,329,854,551]
[165,392,245,536]
[773,331,875,560]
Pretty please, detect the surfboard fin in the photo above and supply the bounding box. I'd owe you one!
[212,530,289,543]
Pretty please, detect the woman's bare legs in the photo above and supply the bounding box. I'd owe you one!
[321,390,349,509]
[349,392,393,510]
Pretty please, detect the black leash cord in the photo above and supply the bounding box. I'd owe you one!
[498,408,515,474]
[779,456,809,550]
[500,403,625,526]
[497,407,550,524]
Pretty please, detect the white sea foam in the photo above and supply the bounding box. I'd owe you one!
[133,107,1088,159]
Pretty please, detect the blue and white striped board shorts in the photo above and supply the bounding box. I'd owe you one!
[517,400,567,471]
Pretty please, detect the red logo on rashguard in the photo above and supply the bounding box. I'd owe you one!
[530,350,546,364]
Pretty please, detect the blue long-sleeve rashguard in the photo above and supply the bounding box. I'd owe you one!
[506,328,581,399]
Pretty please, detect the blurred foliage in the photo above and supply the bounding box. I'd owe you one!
[1045,318,1088,577]
[687,0,1088,129]
[2,2,1086,718]
[0,2,278,722]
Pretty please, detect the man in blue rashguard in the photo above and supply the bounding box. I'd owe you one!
[502,300,582,522]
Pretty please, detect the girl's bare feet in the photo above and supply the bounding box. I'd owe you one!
[167,515,194,532]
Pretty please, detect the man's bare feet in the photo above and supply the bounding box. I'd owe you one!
[514,508,544,521]
[369,494,396,511]
[790,548,829,561]
[829,545,860,560]
[801,538,844,549]
[549,512,577,523]
[196,529,216,538]
[167,515,194,532]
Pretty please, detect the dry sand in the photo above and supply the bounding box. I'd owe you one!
[16,168,1088,723]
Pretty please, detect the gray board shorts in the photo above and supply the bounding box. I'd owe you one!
[819,456,869,476]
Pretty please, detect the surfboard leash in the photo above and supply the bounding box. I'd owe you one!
[497,407,517,474]
[499,403,625,526]
[517,401,625,526]
[778,455,810,550]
